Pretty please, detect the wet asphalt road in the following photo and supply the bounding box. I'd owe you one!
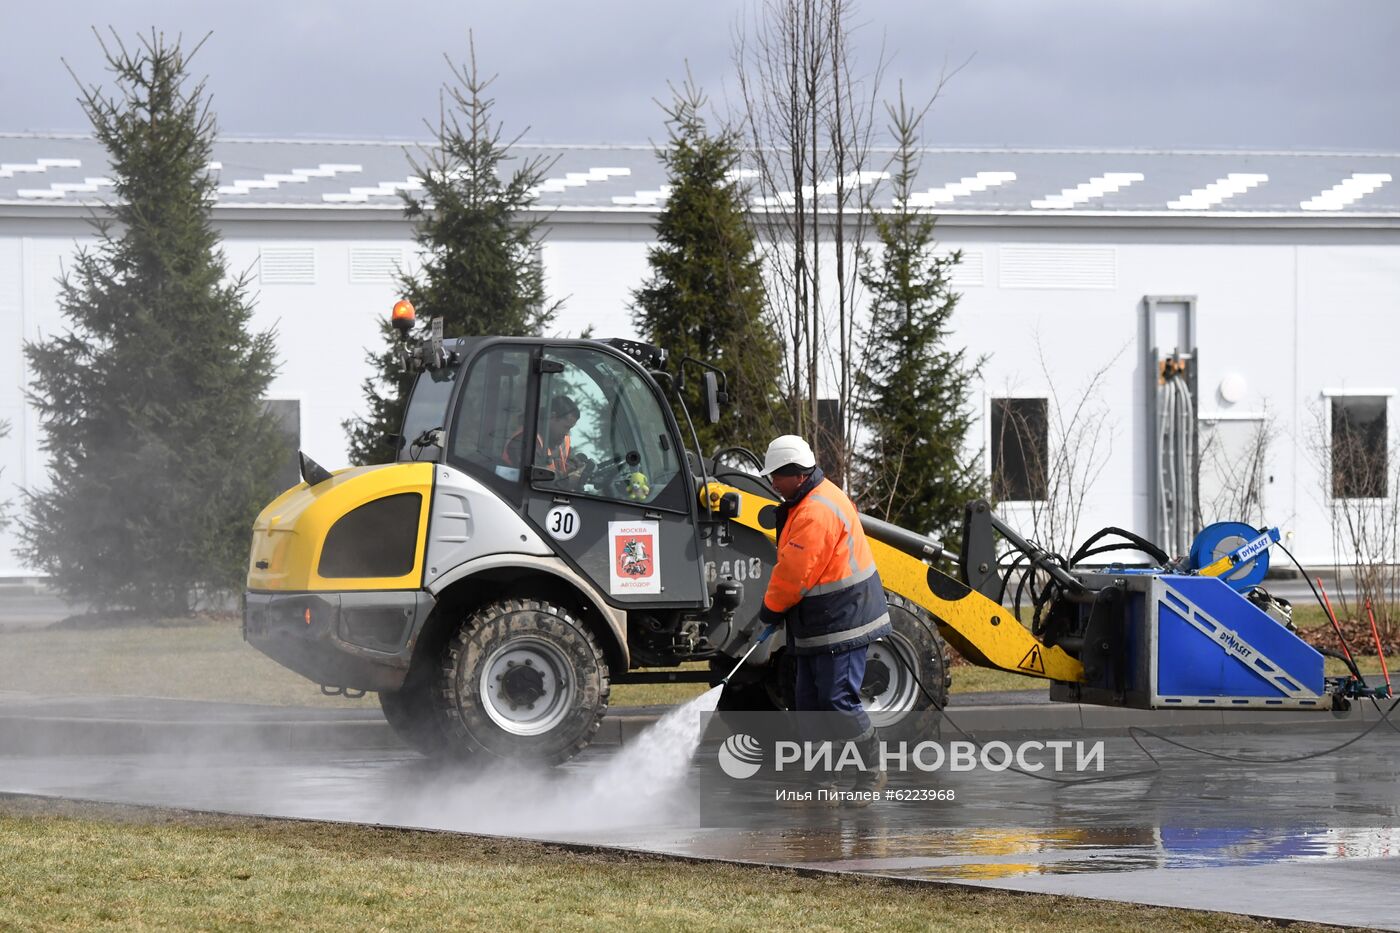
[3,589,1399,926]
[2,719,1399,929]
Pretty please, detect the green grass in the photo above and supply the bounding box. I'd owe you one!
[601,661,1043,708]
[1292,605,1334,629]
[612,664,712,707]
[0,618,363,708]
[0,618,706,710]
[948,666,1042,694]
[0,619,1037,710]
[1,613,1388,714]
[1325,655,1392,678]
[0,797,1356,933]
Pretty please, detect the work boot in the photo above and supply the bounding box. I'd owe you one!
[844,730,887,807]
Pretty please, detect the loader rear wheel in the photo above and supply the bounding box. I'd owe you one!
[862,593,952,741]
[713,594,950,741]
[436,598,610,765]
[713,672,783,712]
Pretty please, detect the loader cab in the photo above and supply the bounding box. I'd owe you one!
[394,337,468,463]
[406,337,710,610]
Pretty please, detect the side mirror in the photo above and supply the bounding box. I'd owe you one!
[703,371,722,425]
[298,451,334,487]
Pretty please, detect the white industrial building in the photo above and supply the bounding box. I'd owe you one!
[2,133,1398,575]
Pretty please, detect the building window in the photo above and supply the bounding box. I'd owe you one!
[991,398,1048,501]
[264,399,302,494]
[1332,396,1388,499]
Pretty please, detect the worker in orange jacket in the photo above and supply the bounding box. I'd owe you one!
[757,435,891,796]
[503,394,585,483]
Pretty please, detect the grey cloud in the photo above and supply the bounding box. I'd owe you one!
[1,0,1395,150]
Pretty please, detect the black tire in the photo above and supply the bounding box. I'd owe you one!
[379,660,453,758]
[709,654,783,712]
[712,593,949,742]
[436,598,610,765]
[714,675,783,712]
[862,592,952,741]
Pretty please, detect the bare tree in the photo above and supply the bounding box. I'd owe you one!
[990,341,1126,562]
[1306,401,1400,638]
[1197,413,1275,528]
[0,419,9,531]
[733,0,886,481]
[985,345,1124,627]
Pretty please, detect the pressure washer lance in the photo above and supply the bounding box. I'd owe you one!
[719,623,778,686]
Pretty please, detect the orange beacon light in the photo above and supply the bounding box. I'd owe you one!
[391,299,416,336]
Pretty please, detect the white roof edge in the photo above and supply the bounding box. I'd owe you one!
[4,199,1400,225]
[3,131,1400,159]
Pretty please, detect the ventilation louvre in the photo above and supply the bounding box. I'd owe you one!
[939,248,985,288]
[259,247,317,285]
[349,247,404,283]
[999,245,1116,290]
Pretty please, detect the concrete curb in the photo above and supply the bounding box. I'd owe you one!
[0,713,676,757]
[0,692,1381,757]
[0,714,400,757]
[938,699,1375,737]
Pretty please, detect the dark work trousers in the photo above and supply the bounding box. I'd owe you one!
[794,647,873,744]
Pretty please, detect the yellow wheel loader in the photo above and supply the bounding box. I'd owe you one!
[244,307,1362,765]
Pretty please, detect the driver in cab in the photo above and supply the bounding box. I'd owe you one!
[503,394,590,487]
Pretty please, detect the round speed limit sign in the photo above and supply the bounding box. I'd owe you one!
[544,505,581,541]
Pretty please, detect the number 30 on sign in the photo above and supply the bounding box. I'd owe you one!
[545,505,580,541]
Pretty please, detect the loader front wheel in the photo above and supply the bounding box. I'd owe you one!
[437,598,610,765]
[379,661,453,757]
[862,593,952,740]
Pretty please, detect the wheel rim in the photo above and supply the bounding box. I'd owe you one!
[478,636,577,736]
[863,633,922,726]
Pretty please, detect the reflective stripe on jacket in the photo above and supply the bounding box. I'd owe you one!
[503,429,571,475]
[761,471,891,655]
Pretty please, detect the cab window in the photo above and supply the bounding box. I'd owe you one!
[534,347,684,509]
[447,345,532,487]
[397,366,457,462]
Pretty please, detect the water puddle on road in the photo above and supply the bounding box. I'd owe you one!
[706,824,1400,880]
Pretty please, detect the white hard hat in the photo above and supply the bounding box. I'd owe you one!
[759,435,816,476]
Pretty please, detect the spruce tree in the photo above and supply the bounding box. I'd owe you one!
[21,31,284,613]
[853,92,984,539]
[632,77,783,457]
[345,41,557,464]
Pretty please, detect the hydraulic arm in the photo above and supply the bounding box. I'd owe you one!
[704,482,1084,683]
[704,481,1367,713]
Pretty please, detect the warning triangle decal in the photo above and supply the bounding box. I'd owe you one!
[1017,645,1046,674]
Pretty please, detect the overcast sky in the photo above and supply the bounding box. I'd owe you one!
[3,0,1397,151]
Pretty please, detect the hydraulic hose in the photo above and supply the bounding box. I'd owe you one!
[886,610,1400,786]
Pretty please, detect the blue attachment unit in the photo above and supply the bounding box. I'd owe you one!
[1152,576,1325,708]
[1051,571,1327,711]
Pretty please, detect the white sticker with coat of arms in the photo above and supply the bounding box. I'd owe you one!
[609,520,661,595]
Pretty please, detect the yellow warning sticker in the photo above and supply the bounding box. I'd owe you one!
[1017,645,1046,674]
